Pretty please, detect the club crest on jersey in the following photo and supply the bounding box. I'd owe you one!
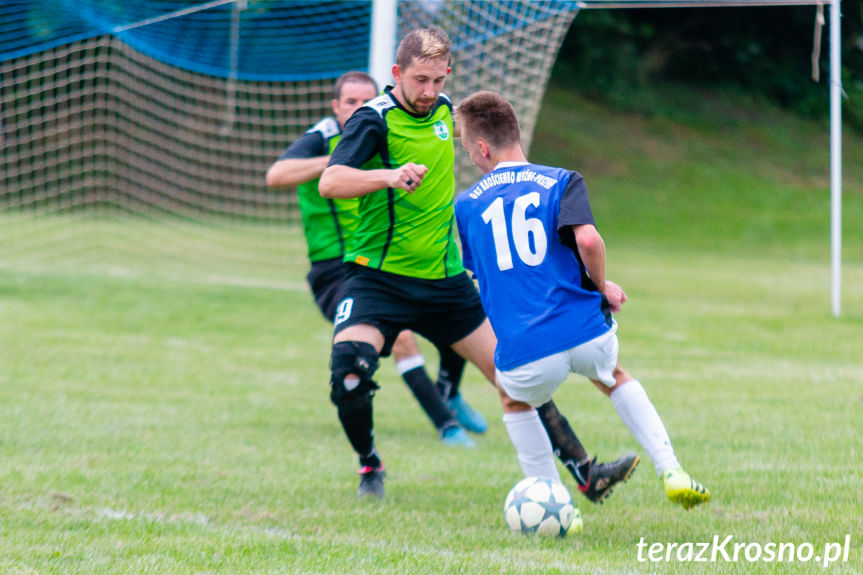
[433,120,450,141]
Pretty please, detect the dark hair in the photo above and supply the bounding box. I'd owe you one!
[396,26,451,69]
[334,71,378,100]
[455,91,521,149]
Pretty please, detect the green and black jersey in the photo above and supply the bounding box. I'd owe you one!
[280,117,359,262]
[328,88,464,280]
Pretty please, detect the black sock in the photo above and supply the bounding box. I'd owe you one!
[575,458,592,486]
[337,401,379,468]
[437,347,466,400]
[403,366,458,430]
[359,449,382,470]
[537,400,591,486]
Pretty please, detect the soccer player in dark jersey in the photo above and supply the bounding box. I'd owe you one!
[454,90,710,510]
[319,28,637,501]
[266,71,480,448]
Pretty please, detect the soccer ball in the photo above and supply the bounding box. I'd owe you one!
[503,477,580,537]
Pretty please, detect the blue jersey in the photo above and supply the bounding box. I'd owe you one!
[454,162,612,371]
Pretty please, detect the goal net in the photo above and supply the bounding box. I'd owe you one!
[0,0,578,283]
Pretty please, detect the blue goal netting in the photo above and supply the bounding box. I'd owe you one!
[0,0,373,81]
[0,0,581,81]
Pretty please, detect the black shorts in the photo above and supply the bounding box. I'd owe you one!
[333,264,487,357]
[306,257,351,322]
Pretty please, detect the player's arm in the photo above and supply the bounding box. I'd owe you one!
[572,224,606,293]
[559,171,626,312]
[318,107,426,199]
[265,156,329,188]
[572,224,626,312]
[265,128,329,188]
[319,163,427,198]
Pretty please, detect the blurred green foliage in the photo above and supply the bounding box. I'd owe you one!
[556,4,863,132]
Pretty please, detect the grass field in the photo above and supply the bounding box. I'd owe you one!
[2,86,862,574]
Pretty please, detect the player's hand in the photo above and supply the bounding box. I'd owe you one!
[390,163,428,193]
[603,280,627,314]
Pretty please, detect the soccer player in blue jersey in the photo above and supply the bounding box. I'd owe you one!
[454,91,710,509]
[266,71,479,447]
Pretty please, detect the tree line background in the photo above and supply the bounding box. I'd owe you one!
[554,3,863,132]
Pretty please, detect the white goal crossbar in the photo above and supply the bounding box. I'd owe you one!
[573,0,843,317]
[372,0,844,317]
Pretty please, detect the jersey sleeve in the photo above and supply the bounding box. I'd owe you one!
[454,193,476,274]
[279,130,327,160]
[328,108,385,168]
[557,171,595,229]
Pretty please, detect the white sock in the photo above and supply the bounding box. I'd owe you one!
[503,410,560,481]
[610,380,680,476]
[395,354,425,375]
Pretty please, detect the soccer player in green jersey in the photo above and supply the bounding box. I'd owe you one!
[266,71,480,447]
[319,27,637,500]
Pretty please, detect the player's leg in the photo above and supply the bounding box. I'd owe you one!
[435,345,464,400]
[592,366,710,509]
[448,319,558,479]
[496,348,639,504]
[310,263,387,496]
[391,330,474,447]
[535,401,639,504]
[500,399,560,481]
[415,277,492,435]
[436,347,487,434]
[421,276,599,483]
[330,322,388,498]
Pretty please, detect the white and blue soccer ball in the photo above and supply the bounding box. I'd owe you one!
[503,476,581,537]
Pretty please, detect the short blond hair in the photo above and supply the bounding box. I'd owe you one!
[396,27,451,69]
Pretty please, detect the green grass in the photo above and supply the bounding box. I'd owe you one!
[534,83,863,262]
[2,87,863,573]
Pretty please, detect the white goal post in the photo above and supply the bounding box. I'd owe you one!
[572,0,843,319]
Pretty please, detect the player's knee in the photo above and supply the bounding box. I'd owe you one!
[498,387,532,411]
[612,366,632,384]
[391,330,420,360]
[330,341,380,408]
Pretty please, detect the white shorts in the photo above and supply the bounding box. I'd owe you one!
[496,321,619,407]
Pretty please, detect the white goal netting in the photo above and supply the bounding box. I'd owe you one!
[0,0,578,283]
